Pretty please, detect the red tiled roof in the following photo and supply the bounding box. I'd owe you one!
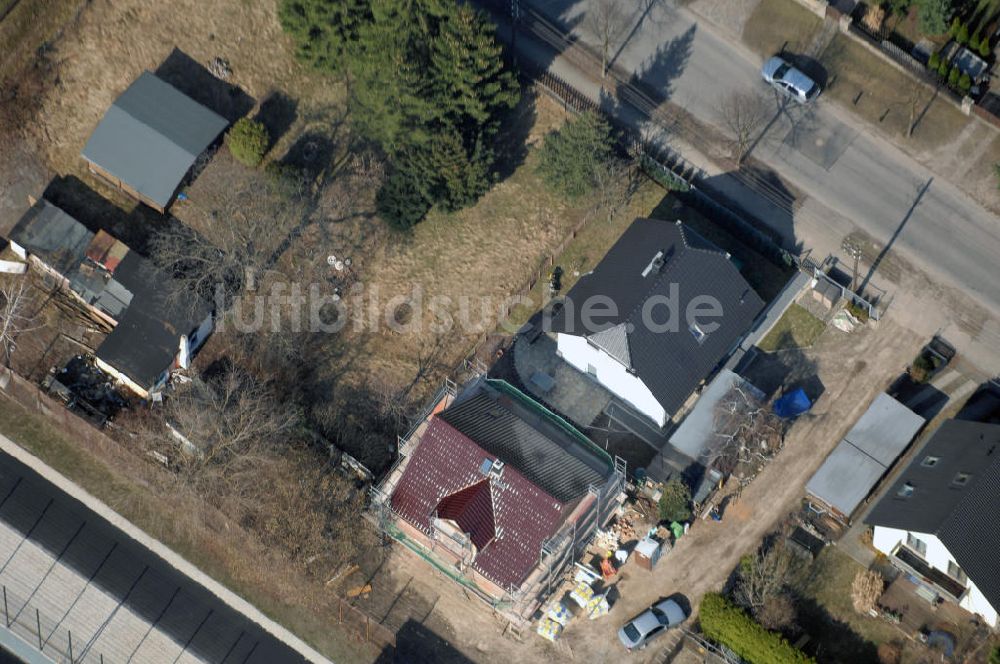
[437,480,496,550]
[390,417,570,590]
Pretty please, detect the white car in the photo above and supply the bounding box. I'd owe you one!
[617,598,688,651]
[761,55,820,103]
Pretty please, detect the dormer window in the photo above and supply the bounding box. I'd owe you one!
[952,472,971,487]
[897,482,915,498]
[690,323,706,344]
[920,455,940,468]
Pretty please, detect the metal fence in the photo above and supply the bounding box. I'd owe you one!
[0,581,104,663]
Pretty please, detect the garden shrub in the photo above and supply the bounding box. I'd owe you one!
[699,593,815,664]
[928,52,940,70]
[956,22,969,45]
[959,72,972,93]
[658,478,692,523]
[948,65,960,87]
[980,37,992,58]
[226,118,269,167]
[937,59,950,77]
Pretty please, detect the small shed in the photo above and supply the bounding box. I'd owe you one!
[81,71,228,212]
[805,393,924,522]
[811,277,842,309]
[633,537,662,571]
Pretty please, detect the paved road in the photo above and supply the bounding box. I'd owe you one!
[487,0,1000,368]
[0,444,310,664]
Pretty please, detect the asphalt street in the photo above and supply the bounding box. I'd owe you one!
[486,0,1000,368]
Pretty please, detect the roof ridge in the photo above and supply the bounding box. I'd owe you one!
[676,221,728,257]
[620,244,688,331]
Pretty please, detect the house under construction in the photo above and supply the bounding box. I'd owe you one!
[371,377,626,627]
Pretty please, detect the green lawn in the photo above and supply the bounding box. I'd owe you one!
[758,303,826,351]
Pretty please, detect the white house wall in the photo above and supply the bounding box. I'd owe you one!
[556,333,667,426]
[188,312,214,353]
[872,526,998,626]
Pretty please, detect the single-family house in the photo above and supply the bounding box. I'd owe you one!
[549,218,765,428]
[866,419,1000,627]
[6,199,213,399]
[805,393,925,523]
[373,377,625,626]
[81,71,228,212]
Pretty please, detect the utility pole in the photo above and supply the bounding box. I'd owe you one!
[841,239,863,293]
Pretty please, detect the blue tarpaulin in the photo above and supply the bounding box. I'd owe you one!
[774,388,812,418]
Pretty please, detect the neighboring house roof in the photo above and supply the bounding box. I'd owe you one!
[390,417,570,589]
[440,379,613,502]
[81,71,228,209]
[866,419,1000,614]
[668,369,765,463]
[6,200,211,392]
[807,393,924,516]
[550,219,765,418]
[7,200,94,276]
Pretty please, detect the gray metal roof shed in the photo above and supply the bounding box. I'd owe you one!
[806,393,924,518]
[81,71,228,210]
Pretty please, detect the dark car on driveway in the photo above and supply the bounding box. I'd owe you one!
[617,598,688,651]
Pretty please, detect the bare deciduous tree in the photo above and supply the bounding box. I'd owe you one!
[758,592,797,631]
[587,0,628,79]
[152,365,302,478]
[718,90,771,164]
[592,155,639,225]
[852,569,884,614]
[0,276,41,366]
[706,383,785,476]
[734,543,793,612]
[149,170,308,311]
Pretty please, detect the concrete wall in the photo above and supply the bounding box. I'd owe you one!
[556,333,667,426]
[873,526,998,626]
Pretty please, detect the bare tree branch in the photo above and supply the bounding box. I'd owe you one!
[0,275,42,367]
[717,90,771,164]
[586,0,629,79]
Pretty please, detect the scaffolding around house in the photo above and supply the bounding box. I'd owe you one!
[367,379,628,627]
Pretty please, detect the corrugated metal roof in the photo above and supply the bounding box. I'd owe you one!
[844,393,925,467]
[81,72,228,209]
[807,393,923,516]
[390,418,568,589]
[668,369,765,461]
[551,219,765,419]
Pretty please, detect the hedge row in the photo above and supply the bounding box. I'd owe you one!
[699,593,815,664]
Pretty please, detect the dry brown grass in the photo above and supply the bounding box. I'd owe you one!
[20,0,338,176]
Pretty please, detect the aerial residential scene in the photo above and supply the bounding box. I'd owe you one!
[1,0,999,661]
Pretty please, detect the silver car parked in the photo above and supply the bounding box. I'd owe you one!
[761,55,820,103]
[617,598,688,651]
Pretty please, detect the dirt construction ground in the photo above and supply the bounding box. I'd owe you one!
[353,315,922,663]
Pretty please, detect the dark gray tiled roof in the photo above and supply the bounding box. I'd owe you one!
[550,219,765,418]
[81,72,228,209]
[440,379,613,502]
[866,419,1000,614]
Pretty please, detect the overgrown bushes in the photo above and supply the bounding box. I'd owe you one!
[226,118,269,167]
[699,593,815,664]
